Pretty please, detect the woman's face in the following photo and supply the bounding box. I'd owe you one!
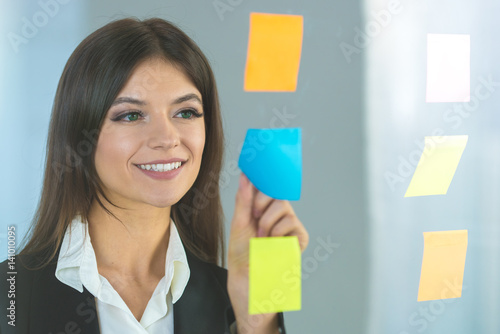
[94,58,205,209]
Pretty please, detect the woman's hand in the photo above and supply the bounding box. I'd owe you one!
[227,173,309,334]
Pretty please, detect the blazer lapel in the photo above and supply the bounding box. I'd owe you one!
[174,251,232,334]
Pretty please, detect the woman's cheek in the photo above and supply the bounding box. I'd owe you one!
[186,125,206,163]
[94,131,136,182]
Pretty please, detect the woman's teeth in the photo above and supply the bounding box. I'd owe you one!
[138,162,182,172]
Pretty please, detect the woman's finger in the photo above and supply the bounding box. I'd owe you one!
[268,216,309,252]
[252,188,273,219]
[256,199,294,237]
[268,215,300,237]
[231,173,255,230]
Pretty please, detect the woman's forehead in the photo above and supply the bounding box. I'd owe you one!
[117,58,202,102]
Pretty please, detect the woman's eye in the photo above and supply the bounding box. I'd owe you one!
[112,111,143,122]
[125,113,140,121]
[179,110,193,119]
[176,109,203,119]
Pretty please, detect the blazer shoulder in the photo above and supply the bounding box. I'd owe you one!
[2,251,100,334]
[0,252,44,291]
[1,253,37,272]
[0,251,58,292]
[0,253,43,333]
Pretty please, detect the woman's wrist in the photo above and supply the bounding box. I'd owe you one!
[234,312,279,334]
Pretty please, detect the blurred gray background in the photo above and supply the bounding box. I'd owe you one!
[1,0,498,333]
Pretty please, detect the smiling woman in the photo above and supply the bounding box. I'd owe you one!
[0,17,308,334]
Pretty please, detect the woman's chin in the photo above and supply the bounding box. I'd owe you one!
[145,196,181,209]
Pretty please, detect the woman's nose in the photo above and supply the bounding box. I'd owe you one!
[146,114,181,149]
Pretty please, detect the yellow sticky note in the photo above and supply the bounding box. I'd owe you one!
[249,236,301,314]
[244,12,303,92]
[418,230,468,302]
[426,34,470,103]
[405,135,468,197]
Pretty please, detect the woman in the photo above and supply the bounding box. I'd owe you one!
[0,18,308,333]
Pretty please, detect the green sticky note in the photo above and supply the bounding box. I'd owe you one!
[249,236,301,314]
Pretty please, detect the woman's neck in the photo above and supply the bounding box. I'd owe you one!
[87,199,171,280]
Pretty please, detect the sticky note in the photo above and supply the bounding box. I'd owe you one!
[244,12,303,92]
[249,236,301,314]
[417,230,468,301]
[405,135,468,197]
[426,34,470,103]
[238,128,302,200]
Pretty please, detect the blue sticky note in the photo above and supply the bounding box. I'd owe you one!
[238,128,302,200]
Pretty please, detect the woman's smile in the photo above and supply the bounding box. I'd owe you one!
[134,160,187,180]
[136,161,183,172]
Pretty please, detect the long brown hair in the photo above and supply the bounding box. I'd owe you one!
[20,18,225,267]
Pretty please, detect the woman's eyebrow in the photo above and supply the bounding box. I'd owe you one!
[173,93,202,106]
[111,93,202,107]
[111,97,146,106]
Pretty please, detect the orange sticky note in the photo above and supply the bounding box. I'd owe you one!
[417,230,468,302]
[244,12,303,92]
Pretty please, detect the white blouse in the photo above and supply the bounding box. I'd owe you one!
[55,215,190,333]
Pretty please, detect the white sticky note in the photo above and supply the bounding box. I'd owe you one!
[426,34,470,103]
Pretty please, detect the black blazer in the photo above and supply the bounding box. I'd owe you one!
[0,250,285,334]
